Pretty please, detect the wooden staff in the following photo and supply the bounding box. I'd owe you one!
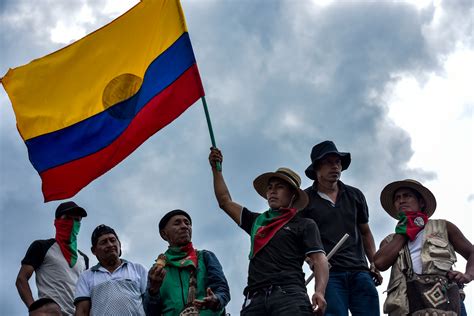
[305,233,350,285]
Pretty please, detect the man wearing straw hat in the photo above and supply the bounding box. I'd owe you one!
[301,140,382,316]
[209,148,328,316]
[374,179,473,315]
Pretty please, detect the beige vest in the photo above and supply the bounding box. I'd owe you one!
[383,219,457,316]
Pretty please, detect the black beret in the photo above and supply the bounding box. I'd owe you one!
[158,209,192,231]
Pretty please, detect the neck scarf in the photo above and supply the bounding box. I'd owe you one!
[165,242,198,268]
[54,218,80,267]
[396,211,428,241]
[249,207,297,259]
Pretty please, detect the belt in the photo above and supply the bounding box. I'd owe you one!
[246,285,276,299]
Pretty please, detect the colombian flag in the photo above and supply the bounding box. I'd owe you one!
[1,0,204,202]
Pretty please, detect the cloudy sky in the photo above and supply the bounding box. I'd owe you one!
[0,0,472,314]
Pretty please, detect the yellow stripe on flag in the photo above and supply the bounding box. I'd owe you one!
[2,0,188,141]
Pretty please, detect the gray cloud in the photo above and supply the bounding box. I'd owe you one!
[1,0,472,314]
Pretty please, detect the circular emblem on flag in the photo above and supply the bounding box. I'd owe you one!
[414,216,425,227]
[102,73,143,119]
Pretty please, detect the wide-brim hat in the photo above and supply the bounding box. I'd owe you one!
[380,179,437,219]
[55,201,87,218]
[305,141,351,180]
[253,167,309,210]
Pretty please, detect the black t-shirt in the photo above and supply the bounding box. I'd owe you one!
[300,181,369,271]
[240,207,324,294]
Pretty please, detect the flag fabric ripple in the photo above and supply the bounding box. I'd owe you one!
[1,0,205,202]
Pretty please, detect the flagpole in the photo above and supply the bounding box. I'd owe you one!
[201,96,221,171]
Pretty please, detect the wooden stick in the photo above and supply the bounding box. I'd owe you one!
[305,233,350,286]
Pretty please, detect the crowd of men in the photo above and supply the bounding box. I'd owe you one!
[16,140,473,315]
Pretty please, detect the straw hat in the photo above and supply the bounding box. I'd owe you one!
[380,179,437,219]
[253,167,309,210]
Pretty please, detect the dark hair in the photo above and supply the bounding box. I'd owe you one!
[29,298,59,312]
[314,154,343,171]
[91,224,119,246]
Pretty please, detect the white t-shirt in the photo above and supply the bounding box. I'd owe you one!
[408,230,424,274]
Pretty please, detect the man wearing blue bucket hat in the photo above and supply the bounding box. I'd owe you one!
[300,140,382,316]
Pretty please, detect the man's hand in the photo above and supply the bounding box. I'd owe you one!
[147,265,167,295]
[395,211,427,241]
[447,270,473,284]
[311,291,326,315]
[370,262,383,286]
[193,288,220,311]
[209,148,223,170]
[16,264,35,309]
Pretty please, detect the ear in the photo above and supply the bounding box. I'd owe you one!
[315,168,322,179]
[118,240,122,257]
[91,246,96,255]
[159,230,168,241]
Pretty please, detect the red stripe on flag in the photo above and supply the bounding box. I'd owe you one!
[40,64,204,202]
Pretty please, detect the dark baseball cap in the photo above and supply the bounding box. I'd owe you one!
[91,224,119,246]
[55,201,87,219]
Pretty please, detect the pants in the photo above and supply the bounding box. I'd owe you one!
[460,298,467,316]
[325,270,380,316]
[240,284,314,316]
